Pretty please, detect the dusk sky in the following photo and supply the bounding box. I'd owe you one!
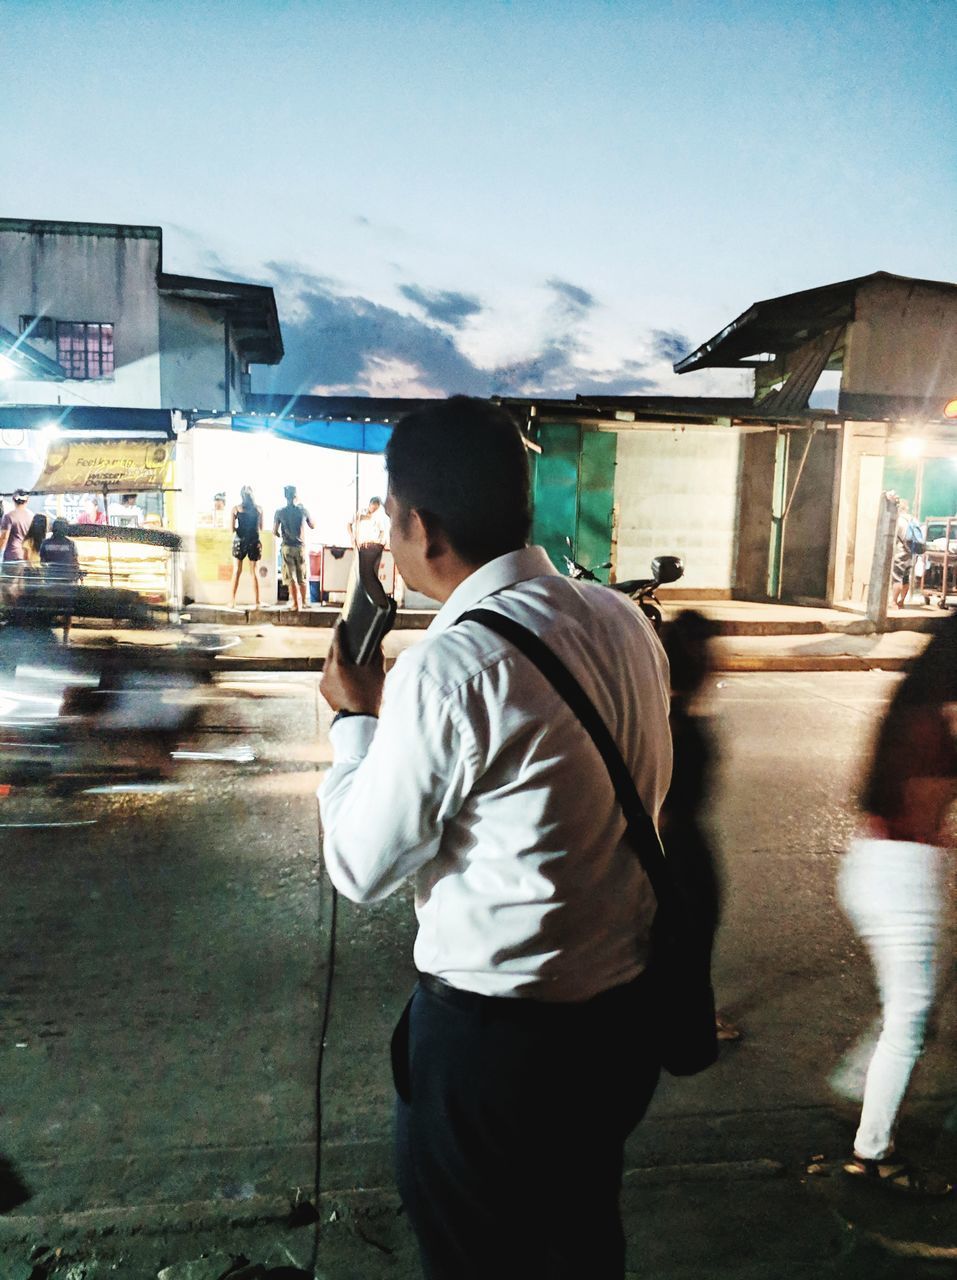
[5,0,956,400]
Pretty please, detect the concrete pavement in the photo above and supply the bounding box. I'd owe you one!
[2,671,957,1276]
[65,596,953,674]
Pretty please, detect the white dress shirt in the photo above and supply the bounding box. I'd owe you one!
[319,545,672,1001]
[354,508,389,546]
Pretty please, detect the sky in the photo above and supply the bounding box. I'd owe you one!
[4,0,956,400]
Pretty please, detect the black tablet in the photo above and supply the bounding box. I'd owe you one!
[339,548,397,664]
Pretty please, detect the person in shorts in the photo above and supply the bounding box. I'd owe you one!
[230,485,263,608]
[0,490,35,604]
[273,484,314,611]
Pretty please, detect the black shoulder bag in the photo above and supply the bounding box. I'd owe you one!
[458,607,718,1077]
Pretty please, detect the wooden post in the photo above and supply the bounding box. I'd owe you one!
[102,486,115,587]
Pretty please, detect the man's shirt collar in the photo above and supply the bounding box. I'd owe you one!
[427,546,560,637]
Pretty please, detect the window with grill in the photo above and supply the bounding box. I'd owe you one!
[56,321,115,380]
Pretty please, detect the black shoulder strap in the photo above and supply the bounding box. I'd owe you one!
[458,607,675,913]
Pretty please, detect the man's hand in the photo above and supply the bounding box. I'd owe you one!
[320,621,385,716]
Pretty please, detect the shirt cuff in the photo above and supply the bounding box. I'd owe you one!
[329,713,378,762]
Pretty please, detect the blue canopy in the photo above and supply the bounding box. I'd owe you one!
[231,415,393,454]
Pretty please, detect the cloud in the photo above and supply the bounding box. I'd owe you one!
[240,261,664,399]
[398,284,483,328]
[650,328,692,364]
[261,275,489,398]
[546,278,596,315]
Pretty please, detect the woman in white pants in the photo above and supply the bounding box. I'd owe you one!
[839,615,957,1196]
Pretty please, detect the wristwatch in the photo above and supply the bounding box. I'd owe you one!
[331,710,377,725]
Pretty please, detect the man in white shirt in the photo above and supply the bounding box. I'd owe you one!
[349,495,390,590]
[319,397,672,1280]
[349,495,388,550]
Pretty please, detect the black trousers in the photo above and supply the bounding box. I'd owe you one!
[393,973,660,1280]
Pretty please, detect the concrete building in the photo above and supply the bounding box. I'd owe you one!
[522,271,957,605]
[0,218,282,412]
[673,272,957,605]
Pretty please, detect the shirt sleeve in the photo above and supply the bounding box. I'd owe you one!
[318,659,478,903]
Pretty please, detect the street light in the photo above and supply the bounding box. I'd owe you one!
[898,435,925,459]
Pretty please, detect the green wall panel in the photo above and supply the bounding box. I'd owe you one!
[884,457,957,519]
[578,431,617,579]
[530,422,616,577]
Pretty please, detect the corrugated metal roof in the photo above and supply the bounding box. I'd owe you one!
[675,271,957,374]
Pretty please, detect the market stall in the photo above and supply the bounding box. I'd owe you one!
[29,437,183,612]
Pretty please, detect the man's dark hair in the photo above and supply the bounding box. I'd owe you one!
[284,485,297,502]
[386,396,531,563]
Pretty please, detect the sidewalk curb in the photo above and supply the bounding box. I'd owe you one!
[715,655,912,673]
[202,654,916,675]
[0,1160,786,1244]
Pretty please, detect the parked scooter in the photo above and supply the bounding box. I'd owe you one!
[562,537,684,631]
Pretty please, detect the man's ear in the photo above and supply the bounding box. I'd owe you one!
[412,508,448,561]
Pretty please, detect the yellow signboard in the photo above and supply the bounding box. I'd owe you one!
[32,439,173,493]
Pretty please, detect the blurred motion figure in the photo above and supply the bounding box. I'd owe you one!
[838,613,957,1195]
[661,610,739,1042]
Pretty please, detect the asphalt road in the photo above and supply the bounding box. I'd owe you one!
[2,670,956,1275]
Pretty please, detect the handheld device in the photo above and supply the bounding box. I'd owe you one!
[339,548,397,664]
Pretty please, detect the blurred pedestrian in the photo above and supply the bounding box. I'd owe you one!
[0,489,35,603]
[662,610,740,1042]
[838,613,957,1195]
[109,493,143,528]
[78,496,106,525]
[40,518,81,642]
[891,498,923,610]
[230,485,263,608]
[273,484,314,612]
[23,512,48,572]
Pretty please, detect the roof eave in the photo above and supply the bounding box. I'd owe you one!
[158,272,284,365]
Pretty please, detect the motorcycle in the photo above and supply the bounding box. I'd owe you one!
[0,585,240,793]
[562,537,684,631]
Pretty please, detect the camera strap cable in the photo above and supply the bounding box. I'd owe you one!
[306,679,340,1273]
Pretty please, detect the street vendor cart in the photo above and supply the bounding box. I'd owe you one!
[26,436,184,616]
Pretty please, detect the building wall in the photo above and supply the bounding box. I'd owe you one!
[844,278,957,397]
[159,297,246,411]
[613,427,742,591]
[0,224,162,407]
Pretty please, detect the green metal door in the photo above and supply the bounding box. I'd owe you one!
[530,422,617,578]
[578,430,617,576]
